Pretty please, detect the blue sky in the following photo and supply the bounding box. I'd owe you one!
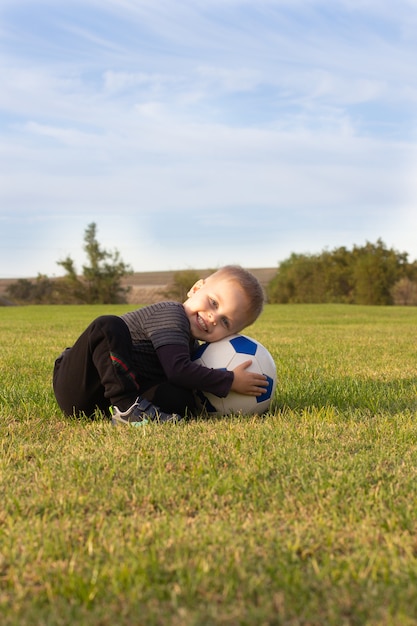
[1,0,417,278]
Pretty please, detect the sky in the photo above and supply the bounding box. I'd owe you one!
[1,0,417,278]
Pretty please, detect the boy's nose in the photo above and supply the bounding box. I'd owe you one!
[208,312,217,326]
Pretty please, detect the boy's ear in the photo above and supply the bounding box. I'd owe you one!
[187,279,204,298]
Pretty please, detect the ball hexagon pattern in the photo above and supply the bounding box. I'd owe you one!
[192,334,277,416]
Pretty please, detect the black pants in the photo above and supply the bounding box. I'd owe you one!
[53,315,196,418]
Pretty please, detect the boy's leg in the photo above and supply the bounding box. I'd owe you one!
[53,315,139,417]
[149,382,197,418]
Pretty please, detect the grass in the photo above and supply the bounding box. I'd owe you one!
[1,303,417,625]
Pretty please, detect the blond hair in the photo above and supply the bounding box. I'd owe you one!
[208,265,265,327]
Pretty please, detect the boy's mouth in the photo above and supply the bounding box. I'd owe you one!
[197,313,208,332]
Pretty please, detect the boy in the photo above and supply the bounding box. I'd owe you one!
[53,265,268,424]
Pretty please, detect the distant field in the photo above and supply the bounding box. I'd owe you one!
[1,303,417,625]
[0,267,277,304]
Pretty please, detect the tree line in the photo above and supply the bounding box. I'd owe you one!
[266,239,417,305]
[5,223,132,305]
[3,227,417,306]
[4,223,202,306]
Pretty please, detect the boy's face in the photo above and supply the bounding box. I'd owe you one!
[183,276,250,342]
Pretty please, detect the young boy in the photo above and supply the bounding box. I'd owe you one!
[53,265,268,425]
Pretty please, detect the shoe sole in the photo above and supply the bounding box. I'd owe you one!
[111,416,149,427]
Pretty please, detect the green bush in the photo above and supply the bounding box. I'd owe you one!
[267,239,415,305]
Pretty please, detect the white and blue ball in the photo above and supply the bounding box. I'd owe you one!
[192,334,277,416]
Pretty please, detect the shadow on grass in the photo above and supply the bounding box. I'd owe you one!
[277,376,417,414]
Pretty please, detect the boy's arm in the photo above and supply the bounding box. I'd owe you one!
[156,344,268,398]
[156,343,233,397]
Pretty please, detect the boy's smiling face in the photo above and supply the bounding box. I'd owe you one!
[183,276,250,342]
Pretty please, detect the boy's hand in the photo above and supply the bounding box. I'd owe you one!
[231,360,269,396]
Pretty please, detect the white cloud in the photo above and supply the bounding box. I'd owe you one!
[1,0,417,277]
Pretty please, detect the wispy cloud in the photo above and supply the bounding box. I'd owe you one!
[0,0,416,277]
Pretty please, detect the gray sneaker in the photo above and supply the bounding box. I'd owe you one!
[111,396,180,426]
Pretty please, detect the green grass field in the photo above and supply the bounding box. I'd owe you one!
[1,304,417,626]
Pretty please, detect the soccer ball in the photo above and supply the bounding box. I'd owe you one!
[192,334,277,416]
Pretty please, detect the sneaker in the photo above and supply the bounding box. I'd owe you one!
[111,396,180,426]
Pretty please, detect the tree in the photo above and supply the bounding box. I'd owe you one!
[57,223,132,304]
[5,225,133,305]
[267,239,411,305]
[163,269,201,302]
[6,274,56,304]
[267,251,353,304]
[6,278,35,302]
[391,278,417,305]
[352,239,408,305]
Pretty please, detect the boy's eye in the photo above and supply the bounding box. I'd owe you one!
[222,317,230,329]
[210,297,217,308]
